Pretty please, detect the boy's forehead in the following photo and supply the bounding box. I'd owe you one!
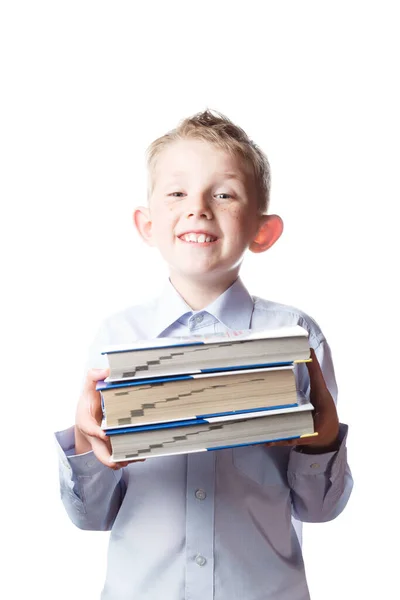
[154,139,251,181]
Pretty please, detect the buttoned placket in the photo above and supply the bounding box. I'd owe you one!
[185,451,215,599]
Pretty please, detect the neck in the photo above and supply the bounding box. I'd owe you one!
[169,271,239,310]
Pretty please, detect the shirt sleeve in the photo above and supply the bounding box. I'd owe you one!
[55,426,126,531]
[288,423,353,522]
[55,319,127,531]
[287,335,354,522]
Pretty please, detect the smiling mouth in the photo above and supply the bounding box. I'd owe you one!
[178,233,218,243]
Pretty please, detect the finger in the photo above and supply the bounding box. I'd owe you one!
[81,369,109,425]
[76,398,108,441]
[81,421,109,442]
[84,368,110,393]
[90,435,121,470]
[305,349,334,413]
[87,394,104,425]
[306,349,326,387]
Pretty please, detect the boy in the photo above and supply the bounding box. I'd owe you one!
[56,110,353,600]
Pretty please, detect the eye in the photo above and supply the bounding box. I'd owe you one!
[168,192,185,198]
[215,193,231,199]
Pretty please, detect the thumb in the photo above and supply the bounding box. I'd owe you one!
[83,369,109,426]
[84,368,110,392]
[90,435,120,469]
[306,349,327,389]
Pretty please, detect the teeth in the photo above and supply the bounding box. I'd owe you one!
[182,233,216,243]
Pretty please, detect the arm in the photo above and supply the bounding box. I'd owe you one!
[288,339,353,522]
[288,423,353,522]
[56,425,126,531]
[56,365,131,531]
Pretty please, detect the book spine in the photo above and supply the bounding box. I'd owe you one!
[110,432,317,462]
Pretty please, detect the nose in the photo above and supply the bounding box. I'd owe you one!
[186,193,213,220]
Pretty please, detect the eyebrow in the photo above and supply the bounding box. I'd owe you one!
[167,171,244,181]
[168,172,186,178]
[220,172,243,181]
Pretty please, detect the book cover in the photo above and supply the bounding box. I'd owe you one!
[101,326,310,383]
[101,325,309,356]
[104,401,313,435]
[107,405,317,462]
[96,364,294,392]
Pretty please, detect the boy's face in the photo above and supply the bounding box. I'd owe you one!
[135,139,272,286]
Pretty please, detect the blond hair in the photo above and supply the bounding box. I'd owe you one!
[146,109,271,214]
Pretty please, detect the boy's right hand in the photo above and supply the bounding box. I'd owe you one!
[75,368,127,470]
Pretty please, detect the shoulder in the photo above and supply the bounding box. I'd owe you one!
[251,295,326,348]
[84,298,157,369]
[97,297,158,345]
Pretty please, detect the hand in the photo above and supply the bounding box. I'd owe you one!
[266,349,340,453]
[75,368,133,470]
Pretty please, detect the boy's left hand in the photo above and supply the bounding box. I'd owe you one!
[266,349,340,454]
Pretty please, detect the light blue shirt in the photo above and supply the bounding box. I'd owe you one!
[56,278,352,600]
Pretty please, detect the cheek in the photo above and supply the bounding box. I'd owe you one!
[223,206,248,230]
[151,212,176,240]
[219,204,241,219]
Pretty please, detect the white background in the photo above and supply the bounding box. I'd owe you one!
[1,1,399,598]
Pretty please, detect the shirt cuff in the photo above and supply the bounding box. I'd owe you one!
[55,426,111,476]
[288,423,348,475]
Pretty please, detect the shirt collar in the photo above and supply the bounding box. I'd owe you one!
[149,277,254,338]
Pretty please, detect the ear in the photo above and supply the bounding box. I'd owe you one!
[249,214,284,254]
[133,206,157,247]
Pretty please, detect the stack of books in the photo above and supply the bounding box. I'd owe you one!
[96,326,317,462]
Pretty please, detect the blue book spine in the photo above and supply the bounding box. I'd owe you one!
[196,403,297,419]
[103,342,204,355]
[206,435,301,452]
[104,403,299,436]
[96,362,293,391]
[106,418,209,436]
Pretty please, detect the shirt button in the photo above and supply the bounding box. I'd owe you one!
[195,314,203,323]
[195,555,207,567]
[310,463,320,469]
[195,489,206,500]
